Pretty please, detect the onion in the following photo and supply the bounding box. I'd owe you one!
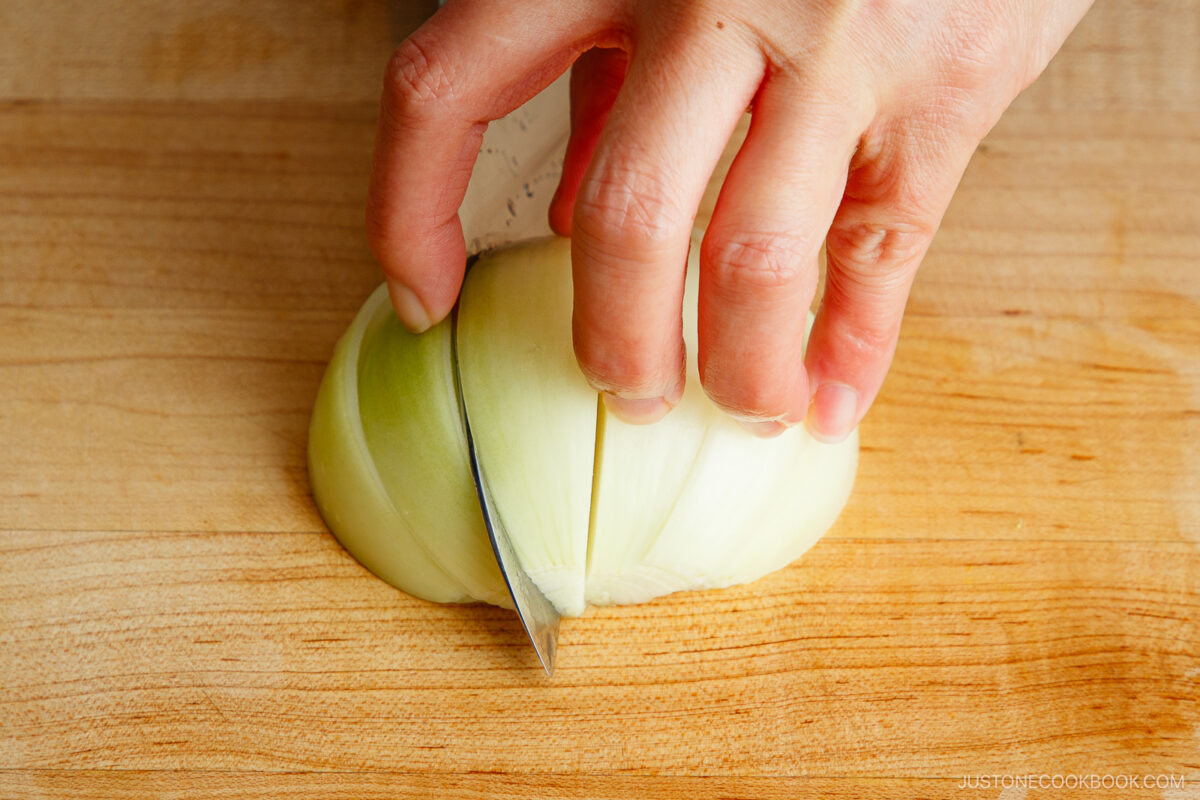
[308,235,858,616]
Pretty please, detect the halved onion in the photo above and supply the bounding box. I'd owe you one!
[308,235,858,616]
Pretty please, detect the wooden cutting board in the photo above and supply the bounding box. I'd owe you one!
[1,1,1197,797]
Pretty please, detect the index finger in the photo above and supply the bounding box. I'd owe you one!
[367,0,620,330]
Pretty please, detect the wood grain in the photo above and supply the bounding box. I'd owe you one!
[0,0,434,102]
[1,0,1198,798]
[4,772,1188,800]
[3,532,1197,775]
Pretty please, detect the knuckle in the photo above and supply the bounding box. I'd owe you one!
[577,349,676,398]
[574,162,687,253]
[703,230,815,292]
[702,371,792,422]
[574,324,683,398]
[384,36,455,118]
[827,220,932,283]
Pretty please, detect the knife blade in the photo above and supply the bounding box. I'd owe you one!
[452,314,560,676]
[450,75,571,676]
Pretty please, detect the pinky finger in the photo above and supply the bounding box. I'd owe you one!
[805,125,980,442]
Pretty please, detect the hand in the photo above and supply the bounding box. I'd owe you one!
[366,0,1093,440]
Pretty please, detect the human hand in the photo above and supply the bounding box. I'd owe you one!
[367,0,1093,440]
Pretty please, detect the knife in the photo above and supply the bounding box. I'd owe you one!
[450,75,571,677]
[452,321,560,676]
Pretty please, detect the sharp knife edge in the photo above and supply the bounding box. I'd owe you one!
[451,307,561,677]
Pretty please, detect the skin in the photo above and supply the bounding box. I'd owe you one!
[367,0,1094,440]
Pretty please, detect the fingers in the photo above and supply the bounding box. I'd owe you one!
[571,28,761,423]
[698,78,869,436]
[367,0,618,331]
[549,47,628,237]
[804,123,979,442]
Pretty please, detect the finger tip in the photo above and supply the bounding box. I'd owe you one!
[805,381,860,443]
[386,280,435,333]
[805,422,851,445]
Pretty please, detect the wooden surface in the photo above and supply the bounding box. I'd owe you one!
[1,1,1198,798]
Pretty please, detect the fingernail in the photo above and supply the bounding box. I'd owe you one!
[808,382,859,443]
[386,280,433,333]
[602,393,673,424]
[737,419,788,439]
